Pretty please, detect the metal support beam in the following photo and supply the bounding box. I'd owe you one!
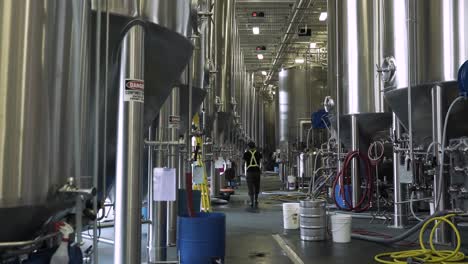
[392,114,408,228]
[114,25,145,264]
[350,115,360,207]
[167,87,180,246]
[431,85,450,244]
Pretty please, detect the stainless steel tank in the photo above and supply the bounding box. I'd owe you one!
[0,0,93,242]
[0,0,194,244]
[381,0,468,146]
[278,66,325,146]
[214,0,234,114]
[328,0,392,149]
[264,101,277,152]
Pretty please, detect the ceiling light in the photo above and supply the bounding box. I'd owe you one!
[252,27,260,35]
[319,12,327,21]
[295,58,305,64]
[261,71,267,76]
[257,54,264,60]
[310,42,317,49]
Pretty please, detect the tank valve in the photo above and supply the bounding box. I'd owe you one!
[58,177,96,198]
[376,56,396,82]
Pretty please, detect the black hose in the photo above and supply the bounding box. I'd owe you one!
[351,211,448,244]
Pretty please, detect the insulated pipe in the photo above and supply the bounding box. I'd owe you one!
[114,24,145,264]
[392,114,408,228]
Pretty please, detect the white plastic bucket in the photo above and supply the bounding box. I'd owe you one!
[287,176,297,190]
[331,214,352,243]
[282,203,300,229]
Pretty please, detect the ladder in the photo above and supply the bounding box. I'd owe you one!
[191,113,211,212]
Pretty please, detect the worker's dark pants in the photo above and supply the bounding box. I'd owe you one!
[246,171,261,202]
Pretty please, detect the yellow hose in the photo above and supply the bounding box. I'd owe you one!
[374,214,467,263]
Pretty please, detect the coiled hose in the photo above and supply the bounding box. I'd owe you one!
[332,151,373,212]
[373,214,466,263]
[352,211,447,244]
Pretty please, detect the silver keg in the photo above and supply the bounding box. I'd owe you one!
[300,199,327,241]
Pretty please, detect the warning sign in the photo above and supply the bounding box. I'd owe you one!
[124,79,144,103]
[168,115,181,129]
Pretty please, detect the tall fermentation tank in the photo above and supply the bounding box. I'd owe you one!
[278,66,325,146]
[381,0,468,146]
[95,0,194,198]
[328,0,391,148]
[0,0,194,243]
[0,0,94,242]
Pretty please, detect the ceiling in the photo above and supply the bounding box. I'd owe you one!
[235,0,327,84]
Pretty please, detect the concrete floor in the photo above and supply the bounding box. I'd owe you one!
[87,174,468,263]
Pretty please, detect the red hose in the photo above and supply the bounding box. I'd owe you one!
[332,151,374,212]
[186,172,195,217]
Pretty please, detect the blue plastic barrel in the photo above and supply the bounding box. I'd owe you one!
[334,184,352,209]
[178,212,226,264]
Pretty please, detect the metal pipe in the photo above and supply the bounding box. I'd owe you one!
[431,85,449,243]
[298,119,312,143]
[147,126,157,260]
[187,36,197,171]
[178,146,186,190]
[406,0,415,182]
[167,87,180,246]
[145,140,183,146]
[149,99,171,262]
[82,234,114,245]
[392,114,408,228]
[114,24,145,264]
[350,115,360,207]
[333,0,342,170]
[0,233,58,248]
[93,1,102,261]
[102,0,110,205]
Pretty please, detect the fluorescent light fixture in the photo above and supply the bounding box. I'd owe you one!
[319,12,327,21]
[252,27,260,35]
[261,71,267,76]
[295,58,305,64]
[257,54,264,60]
[309,42,317,49]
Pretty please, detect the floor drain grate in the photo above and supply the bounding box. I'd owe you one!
[249,252,267,258]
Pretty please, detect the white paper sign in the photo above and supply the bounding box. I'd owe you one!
[192,165,204,184]
[214,157,225,169]
[153,168,176,201]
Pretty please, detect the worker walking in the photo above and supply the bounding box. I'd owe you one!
[243,141,263,208]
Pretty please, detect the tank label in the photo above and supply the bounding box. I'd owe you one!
[168,115,181,129]
[124,79,144,103]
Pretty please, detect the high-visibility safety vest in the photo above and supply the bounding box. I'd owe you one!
[247,150,259,169]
